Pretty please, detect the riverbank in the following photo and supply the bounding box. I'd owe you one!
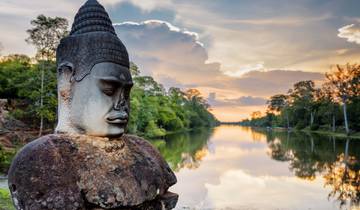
[140,126,217,139]
[302,129,360,139]
[248,126,360,139]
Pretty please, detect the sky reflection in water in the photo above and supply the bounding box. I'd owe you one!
[153,125,360,210]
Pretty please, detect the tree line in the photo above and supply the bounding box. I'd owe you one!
[241,64,360,135]
[0,15,218,138]
[128,63,218,137]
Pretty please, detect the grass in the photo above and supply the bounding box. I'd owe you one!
[0,188,14,210]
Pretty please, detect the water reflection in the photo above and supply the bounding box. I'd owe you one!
[153,125,360,210]
[258,129,360,209]
[150,128,213,172]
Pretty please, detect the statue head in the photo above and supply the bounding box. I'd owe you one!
[55,0,132,137]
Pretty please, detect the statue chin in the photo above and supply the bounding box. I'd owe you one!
[55,121,126,137]
[102,125,126,137]
[77,124,126,137]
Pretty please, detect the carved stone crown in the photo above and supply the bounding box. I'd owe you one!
[56,0,129,82]
[70,0,116,36]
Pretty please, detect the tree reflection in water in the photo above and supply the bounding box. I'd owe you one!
[150,126,360,209]
[149,128,213,172]
[324,139,360,208]
[258,129,360,209]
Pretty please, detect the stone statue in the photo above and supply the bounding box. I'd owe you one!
[8,0,178,209]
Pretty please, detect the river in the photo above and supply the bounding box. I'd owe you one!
[1,125,359,209]
[153,125,360,210]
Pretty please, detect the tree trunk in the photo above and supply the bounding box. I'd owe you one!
[38,62,44,137]
[286,111,290,130]
[343,138,350,183]
[310,112,314,126]
[310,135,314,153]
[332,114,336,132]
[342,98,349,136]
[345,138,349,160]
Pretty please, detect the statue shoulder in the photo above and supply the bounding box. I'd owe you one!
[9,134,76,173]
[123,134,157,150]
[123,134,177,186]
[8,134,85,210]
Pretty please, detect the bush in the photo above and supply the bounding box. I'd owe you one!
[0,147,16,174]
[144,120,166,138]
[295,121,306,130]
[0,188,14,210]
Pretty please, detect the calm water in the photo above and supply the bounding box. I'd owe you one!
[152,125,360,210]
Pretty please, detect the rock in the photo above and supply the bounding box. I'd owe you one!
[89,192,178,210]
[8,134,177,210]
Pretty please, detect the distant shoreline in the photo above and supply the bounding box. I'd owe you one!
[218,123,360,139]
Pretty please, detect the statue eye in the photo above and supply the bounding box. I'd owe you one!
[102,88,115,96]
[124,89,131,99]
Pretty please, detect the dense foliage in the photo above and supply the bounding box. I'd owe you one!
[240,64,360,134]
[0,56,217,137]
[0,55,57,128]
[0,188,14,210]
[128,63,218,137]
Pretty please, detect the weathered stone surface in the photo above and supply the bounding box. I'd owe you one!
[8,134,177,210]
[89,192,178,210]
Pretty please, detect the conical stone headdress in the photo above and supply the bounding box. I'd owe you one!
[57,0,129,82]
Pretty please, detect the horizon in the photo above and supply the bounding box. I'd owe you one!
[1,0,360,121]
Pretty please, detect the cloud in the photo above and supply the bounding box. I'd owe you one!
[208,93,267,107]
[114,20,222,87]
[114,20,326,121]
[224,14,332,26]
[102,0,171,11]
[224,63,265,77]
[338,24,360,44]
[226,70,324,96]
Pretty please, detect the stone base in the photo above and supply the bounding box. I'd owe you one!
[8,134,177,210]
[89,192,178,210]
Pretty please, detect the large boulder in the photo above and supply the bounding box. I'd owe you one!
[8,134,177,210]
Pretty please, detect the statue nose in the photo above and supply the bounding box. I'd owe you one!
[114,99,126,110]
[118,111,128,120]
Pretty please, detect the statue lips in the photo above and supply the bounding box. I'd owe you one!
[106,112,128,125]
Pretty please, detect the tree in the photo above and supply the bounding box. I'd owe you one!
[26,15,68,136]
[130,62,140,77]
[325,63,360,135]
[0,55,31,99]
[185,89,209,108]
[251,111,262,120]
[26,15,68,60]
[267,94,290,128]
[318,83,340,132]
[126,65,217,137]
[290,80,317,127]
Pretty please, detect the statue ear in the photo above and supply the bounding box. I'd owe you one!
[58,62,75,83]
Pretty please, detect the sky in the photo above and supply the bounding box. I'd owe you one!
[1,0,360,121]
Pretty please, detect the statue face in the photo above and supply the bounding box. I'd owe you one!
[70,62,133,137]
